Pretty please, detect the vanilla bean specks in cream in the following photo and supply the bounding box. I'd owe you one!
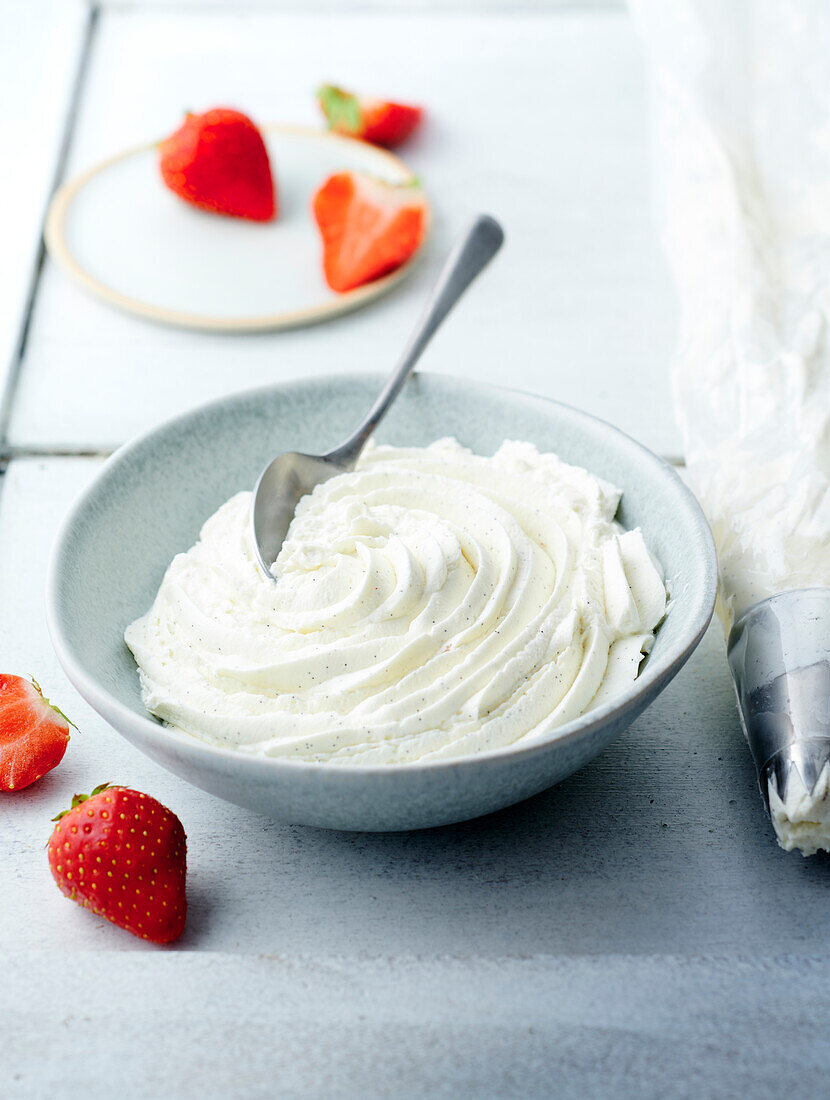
[125,439,666,764]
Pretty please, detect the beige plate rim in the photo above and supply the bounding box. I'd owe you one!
[44,123,429,333]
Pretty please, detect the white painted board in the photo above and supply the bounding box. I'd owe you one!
[11,9,680,456]
[0,0,88,419]
[4,953,828,1099]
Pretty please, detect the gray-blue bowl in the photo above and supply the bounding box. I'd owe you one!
[47,374,717,831]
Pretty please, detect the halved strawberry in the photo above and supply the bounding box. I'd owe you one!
[312,172,427,293]
[0,675,72,792]
[49,784,187,944]
[159,107,277,222]
[318,84,423,148]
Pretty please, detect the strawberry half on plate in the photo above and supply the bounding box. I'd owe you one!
[312,171,428,293]
[318,85,423,148]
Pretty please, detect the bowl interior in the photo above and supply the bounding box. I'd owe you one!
[50,373,715,745]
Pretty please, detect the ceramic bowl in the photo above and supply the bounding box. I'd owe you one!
[47,374,716,831]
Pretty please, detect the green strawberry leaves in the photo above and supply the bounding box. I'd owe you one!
[318,84,363,135]
[52,783,114,822]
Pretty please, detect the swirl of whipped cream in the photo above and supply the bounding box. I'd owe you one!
[125,439,666,764]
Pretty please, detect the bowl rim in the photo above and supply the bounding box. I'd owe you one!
[46,371,718,779]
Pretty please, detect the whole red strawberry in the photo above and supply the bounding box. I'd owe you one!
[0,675,72,792]
[318,84,423,148]
[48,784,187,944]
[159,107,277,222]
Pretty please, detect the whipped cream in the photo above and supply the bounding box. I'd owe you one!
[125,439,666,764]
[769,765,830,857]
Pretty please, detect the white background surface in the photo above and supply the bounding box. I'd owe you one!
[2,2,825,1098]
[12,6,679,455]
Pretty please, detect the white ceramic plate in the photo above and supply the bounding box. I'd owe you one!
[44,125,427,331]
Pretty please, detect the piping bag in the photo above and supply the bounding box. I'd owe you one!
[632,0,830,854]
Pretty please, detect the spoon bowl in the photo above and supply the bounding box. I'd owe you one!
[252,451,350,574]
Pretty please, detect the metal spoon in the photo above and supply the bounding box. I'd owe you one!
[251,213,505,577]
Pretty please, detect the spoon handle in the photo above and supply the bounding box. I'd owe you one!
[324,213,505,468]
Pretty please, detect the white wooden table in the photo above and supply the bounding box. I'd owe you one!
[3,3,828,1097]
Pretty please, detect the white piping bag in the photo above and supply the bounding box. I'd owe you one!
[632,0,830,854]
